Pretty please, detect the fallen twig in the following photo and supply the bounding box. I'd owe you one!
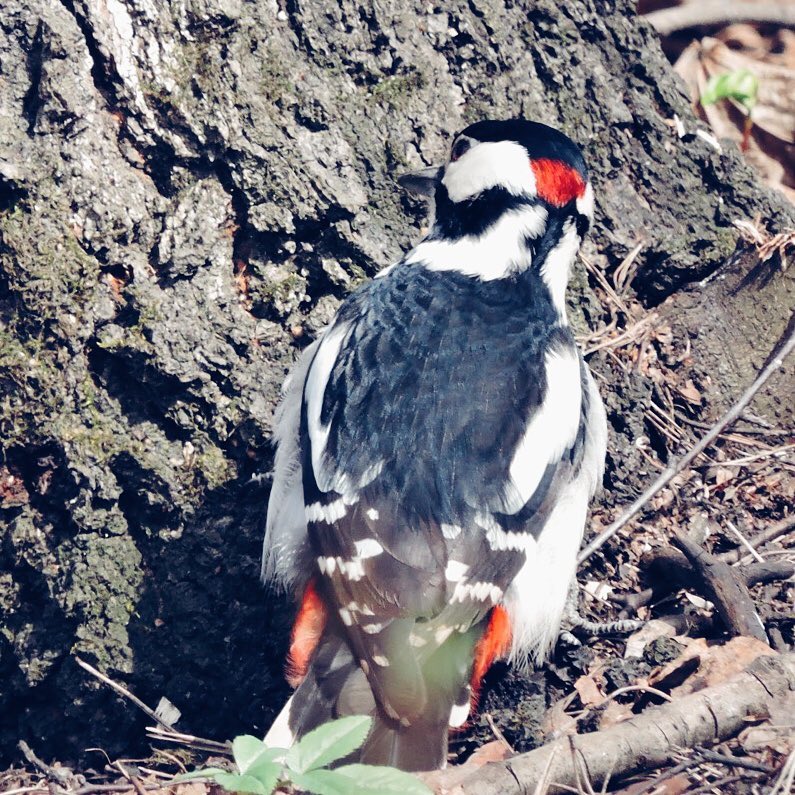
[671,533,767,642]
[725,520,764,563]
[74,657,172,732]
[578,318,795,564]
[742,559,795,585]
[770,750,795,795]
[2,788,49,795]
[145,726,231,756]
[423,653,795,794]
[615,546,794,615]
[720,514,795,564]
[687,773,761,794]
[17,741,74,789]
[644,1,795,36]
[697,748,774,775]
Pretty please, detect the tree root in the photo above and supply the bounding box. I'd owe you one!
[644,1,795,36]
[423,652,795,794]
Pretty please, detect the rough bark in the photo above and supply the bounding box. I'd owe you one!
[0,0,792,764]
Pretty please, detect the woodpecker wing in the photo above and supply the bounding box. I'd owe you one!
[298,263,588,724]
[262,339,319,591]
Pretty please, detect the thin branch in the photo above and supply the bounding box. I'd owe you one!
[578,317,795,564]
[644,1,795,36]
[1,789,49,795]
[74,657,172,732]
[697,748,774,775]
[686,773,759,794]
[17,742,73,788]
[484,713,515,754]
[671,533,767,642]
[725,520,764,564]
[145,726,232,756]
[720,514,795,564]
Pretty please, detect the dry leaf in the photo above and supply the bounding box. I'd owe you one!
[675,37,795,202]
[583,579,613,602]
[543,694,579,738]
[649,636,777,697]
[419,739,509,792]
[462,739,511,766]
[677,379,702,404]
[574,671,605,707]
[613,772,693,794]
[625,618,681,659]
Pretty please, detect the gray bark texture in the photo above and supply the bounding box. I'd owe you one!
[0,0,792,764]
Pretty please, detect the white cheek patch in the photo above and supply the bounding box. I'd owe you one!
[443,141,536,203]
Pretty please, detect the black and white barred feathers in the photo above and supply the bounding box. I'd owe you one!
[262,119,607,771]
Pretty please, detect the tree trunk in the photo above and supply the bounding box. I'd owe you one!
[0,0,792,764]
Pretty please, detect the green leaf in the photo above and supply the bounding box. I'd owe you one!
[172,767,229,783]
[701,69,758,111]
[291,769,355,795]
[233,735,275,773]
[333,764,433,795]
[212,771,273,794]
[285,715,372,774]
[244,760,282,793]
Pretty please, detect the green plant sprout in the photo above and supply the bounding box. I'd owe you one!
[701,68,759,150]
[175,715,432,795]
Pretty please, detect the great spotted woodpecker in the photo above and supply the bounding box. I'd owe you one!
[261,119,607,771]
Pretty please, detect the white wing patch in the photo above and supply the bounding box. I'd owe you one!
[304,322,350,493]
[405,205,547,281]
[264,694,295,749]
[354,538,384,559]
[504,345,582,512]
[445,560,469,582]
[504,358,607,667]
[305,498,348,524]
[262,339,320,589]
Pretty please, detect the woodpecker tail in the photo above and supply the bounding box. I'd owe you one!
[264,585,512,772]
[264,625,453,771]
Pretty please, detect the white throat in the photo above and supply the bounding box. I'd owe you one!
[404,205,548,282]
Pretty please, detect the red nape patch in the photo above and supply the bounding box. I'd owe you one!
[470,605,512,704]
[286,579,328,688]
[530,158,586,207]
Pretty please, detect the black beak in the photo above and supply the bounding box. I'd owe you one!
[397,166,442,198]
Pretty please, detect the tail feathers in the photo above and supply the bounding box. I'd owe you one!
[264,626,458,771]
[360,716,448,771]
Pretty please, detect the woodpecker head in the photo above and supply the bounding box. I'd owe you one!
[399,119,594,318]
[401,119,593,231]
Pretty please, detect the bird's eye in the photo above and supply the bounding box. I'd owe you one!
[450,138,471,162]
